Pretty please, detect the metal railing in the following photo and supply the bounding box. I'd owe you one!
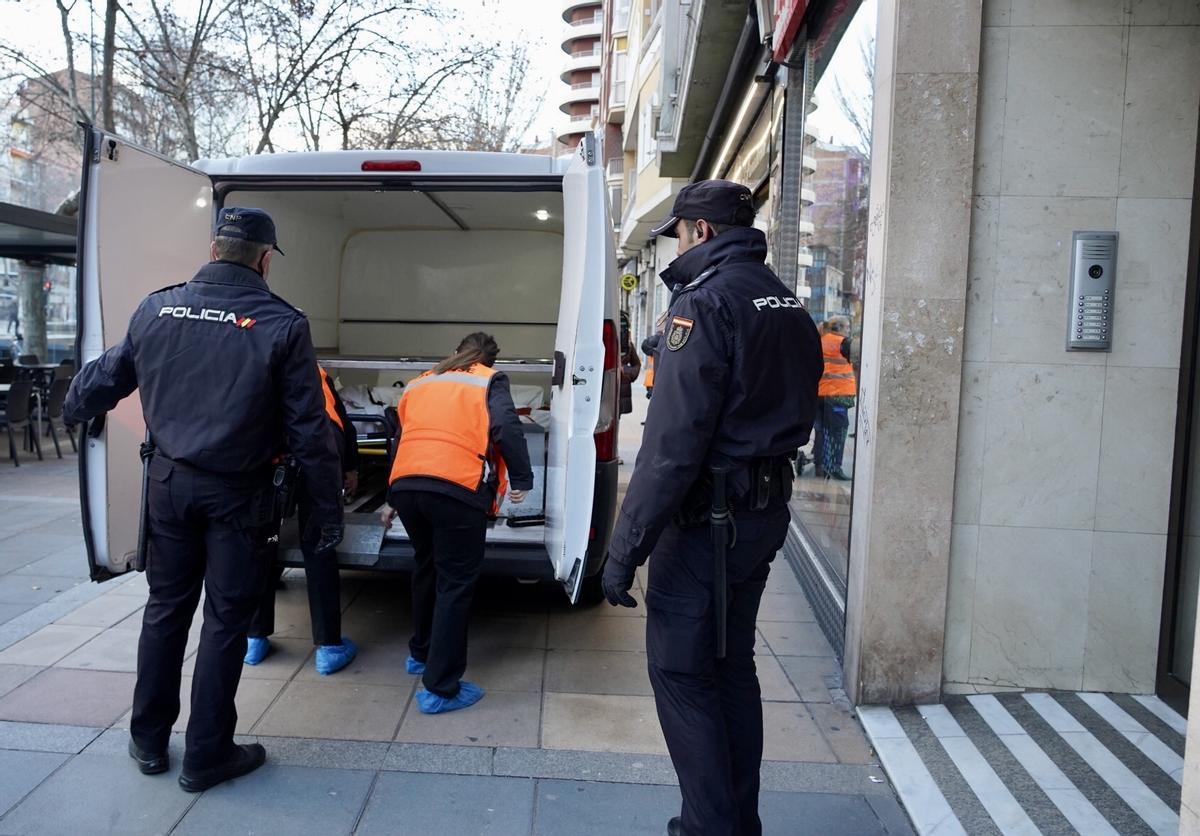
[570,12,603,26]
[570,80,601,90]
[606,157,624,179]
[610,81,626,106]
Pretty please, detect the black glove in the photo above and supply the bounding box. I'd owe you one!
[313,523,344,555]
[602,556,638,608]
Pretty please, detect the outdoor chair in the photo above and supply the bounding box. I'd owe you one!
[0,381,42,466]
[43,377,76,457]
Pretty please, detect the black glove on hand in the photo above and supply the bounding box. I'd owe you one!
[602,556,638,608]
[313,523,344,555]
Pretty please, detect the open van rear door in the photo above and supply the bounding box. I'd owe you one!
[545,135,606,602]
[77,129,213,580]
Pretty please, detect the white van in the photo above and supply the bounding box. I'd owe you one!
[76,128,620,603]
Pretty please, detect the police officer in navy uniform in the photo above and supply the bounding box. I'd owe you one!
[602,181,824,836]
[65,208,343,792]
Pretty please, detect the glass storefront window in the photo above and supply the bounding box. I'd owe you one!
[789,0,876,589]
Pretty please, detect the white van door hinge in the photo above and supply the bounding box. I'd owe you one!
[105,139,119,162]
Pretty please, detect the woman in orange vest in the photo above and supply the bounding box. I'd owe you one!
[379,332,533,714]
[814,317,856,481]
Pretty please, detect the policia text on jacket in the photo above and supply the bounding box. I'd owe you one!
[73,131,621,605]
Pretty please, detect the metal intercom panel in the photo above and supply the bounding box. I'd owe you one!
[1066,231,1118,351]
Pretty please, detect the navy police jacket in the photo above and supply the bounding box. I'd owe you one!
[608,227,824,569]
[65,260,343,525]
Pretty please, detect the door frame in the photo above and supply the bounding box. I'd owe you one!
[1157,107,1200,716]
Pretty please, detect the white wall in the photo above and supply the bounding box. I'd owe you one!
[945,0,1200,694]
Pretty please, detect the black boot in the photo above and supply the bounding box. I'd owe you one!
[667,817,682,836]
[178,743,266,793]
[128,739,168,775]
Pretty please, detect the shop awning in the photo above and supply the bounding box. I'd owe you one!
[0,201,77,265]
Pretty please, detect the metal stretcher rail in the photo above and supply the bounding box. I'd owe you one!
[318,356,555,374]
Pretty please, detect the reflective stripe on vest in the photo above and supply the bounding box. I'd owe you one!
[818,332,857,397]
[644,355,655,388]
[388,364,509,513]
[319,366,344,430]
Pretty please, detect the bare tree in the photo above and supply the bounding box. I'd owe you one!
[831,35,874,158]
[438,46,543,153]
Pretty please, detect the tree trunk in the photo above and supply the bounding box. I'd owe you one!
[102,0,119,130]
[18,262,48,362]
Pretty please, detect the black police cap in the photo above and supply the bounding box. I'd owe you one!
[649,180,756,239]
[214,207,285,255]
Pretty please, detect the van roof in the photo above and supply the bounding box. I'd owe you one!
[194,150,570,177]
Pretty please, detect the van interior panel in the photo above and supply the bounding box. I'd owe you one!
[222,186,565,558]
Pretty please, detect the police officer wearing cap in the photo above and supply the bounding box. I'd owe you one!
[65,208,343,792]
[602,181,823,836]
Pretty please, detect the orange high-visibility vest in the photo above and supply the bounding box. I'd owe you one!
[644,355,655,388]
[318,366,343,430]
[388,364,508,513]
[818,332,856,397]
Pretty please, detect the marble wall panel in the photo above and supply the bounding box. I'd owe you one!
[1001,26,1127,198]
[1084,532,1168,692]
[1120,25,1200,199]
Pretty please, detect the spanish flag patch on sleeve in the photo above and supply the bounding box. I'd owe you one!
[666,316,694,351]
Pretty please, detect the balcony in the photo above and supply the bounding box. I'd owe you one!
[560,50,601,80]
[797,219,815,237]
[802,154,817,175]
[798,248,815,269]
[800,187,816,206]
[560,0,600,22]
[558,83,601,113]
[561,17,602,44]
[606,157,624,182]
[557,114,596,142]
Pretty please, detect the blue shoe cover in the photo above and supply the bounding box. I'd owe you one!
[315,637,358,676]
[416,682,485,714]
[405,656,426,675]
[244,637,271,666]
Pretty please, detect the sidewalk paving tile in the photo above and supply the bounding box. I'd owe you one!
[463,647,545,693]
[541,693,668,755]
[0,533,83,565]
[252,679,409,742]
[0,575,80,608]
[0,751,194,836]
[0,605,33,627]
[760,621,836,657]
[544,648,653,696]
[113,676,286,736]
[0,720,103,754]
[0,668,135,727]
[758,654,803,702]
[0,750,68,818]
[807,702,875,765]
[469,616,548,651]
[172,764,374,836]
[260,736,390,771]
[109,607,145,632]
[547,614,646,652]
[55,629,140,672]
[761,703,838,763]
[356,772,535,836]
[765,566,804,594]
[0,665,40,699]
[107,573,150,598]
[383,742,493,775]
[533,778,680,836]
[12,547,88,580]
[395,690,540,749]
[292,639,413,686]
[760,790,898,836]
[777,655,840,703]
[54,593,145,628]
[0,624,102,668]
[494,747,679,785]
[757,592,817,623]
[758,761,894,795]
[230,636,312,681]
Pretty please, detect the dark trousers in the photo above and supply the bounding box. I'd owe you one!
[393,491,488,697]
[645,505,789,836]
[248,494,342,646]
[130,457,270,771]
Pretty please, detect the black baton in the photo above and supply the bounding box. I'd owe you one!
[710,466,734,659]
[134,433,156,573]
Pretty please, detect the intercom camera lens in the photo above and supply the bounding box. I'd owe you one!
[1088,265,1104,279]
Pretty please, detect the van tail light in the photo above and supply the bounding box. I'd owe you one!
[361,160,422,171]
[594,319,619,462]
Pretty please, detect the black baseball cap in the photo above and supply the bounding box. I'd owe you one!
[649,180,756,238]
[213,207,285,255]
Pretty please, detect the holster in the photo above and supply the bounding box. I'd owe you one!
[272,456,301,523]
[674,456,795,528]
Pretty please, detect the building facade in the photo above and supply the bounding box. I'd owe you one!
[558,0,605,150]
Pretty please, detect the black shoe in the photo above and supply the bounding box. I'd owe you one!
[178,743,266,793]
[667,817,682,836]
[128,739,169,775]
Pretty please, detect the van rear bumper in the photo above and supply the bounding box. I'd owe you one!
[584,459,619,578]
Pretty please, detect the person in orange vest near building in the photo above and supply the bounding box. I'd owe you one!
[814,316,856,481]
[245,363,360,674]
[379,332,533,714]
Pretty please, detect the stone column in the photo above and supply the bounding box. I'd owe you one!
[17,260,47,362]
[842,0,983,705]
